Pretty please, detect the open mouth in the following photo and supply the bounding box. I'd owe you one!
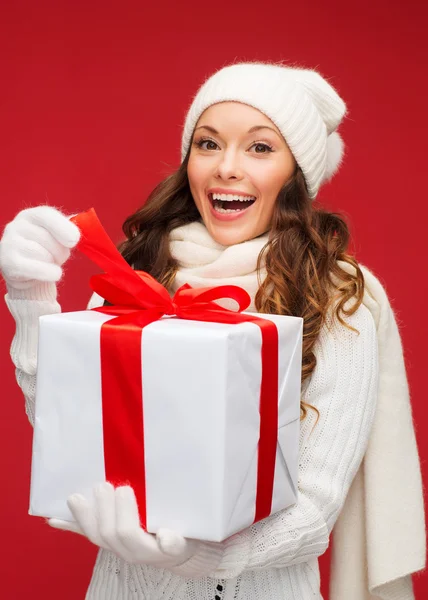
[208,193,256,214]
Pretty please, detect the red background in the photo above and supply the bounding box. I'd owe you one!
[0,1,427,598]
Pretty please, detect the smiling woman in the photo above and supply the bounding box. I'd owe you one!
[1,59,423,600]
[118,63,359,416]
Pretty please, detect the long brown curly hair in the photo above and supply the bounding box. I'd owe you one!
[117,148,365,427]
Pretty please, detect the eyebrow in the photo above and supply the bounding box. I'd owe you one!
[194,124,282,139]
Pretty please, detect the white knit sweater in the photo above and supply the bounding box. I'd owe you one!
[5,222,381,600]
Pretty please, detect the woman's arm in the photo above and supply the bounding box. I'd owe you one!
[169,300,379,579]
[5,283,61,426]
[4,286,104,426]
[1,205,82,425]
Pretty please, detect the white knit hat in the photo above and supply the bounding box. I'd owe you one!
[180,61,348,199]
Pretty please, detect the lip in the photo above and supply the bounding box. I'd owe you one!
[207,192,256,222]
[207,187,257,198]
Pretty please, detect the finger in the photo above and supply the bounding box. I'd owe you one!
[47,518,84,535]
[94,482,119,550]
[15,220,71,265]
[67,493,100,545]
[3,253,62,283]
[115,486,159,557]
[19,206,81,248]
[156,528,190,557]
[6,236,69,272]
[115,486,140,530]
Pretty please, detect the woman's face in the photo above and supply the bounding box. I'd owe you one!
[187,101,296,246]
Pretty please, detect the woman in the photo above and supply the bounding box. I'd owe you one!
[0,61,420,599]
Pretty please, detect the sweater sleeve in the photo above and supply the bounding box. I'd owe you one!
[170,300,379,579]
[4,285,104,426]
[4,283,61,426]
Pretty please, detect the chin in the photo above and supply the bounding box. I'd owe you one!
[207,223,255,246]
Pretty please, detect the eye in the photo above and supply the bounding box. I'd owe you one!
[194,138,219,151]
[251,141,274,153]
[193,138,274,154]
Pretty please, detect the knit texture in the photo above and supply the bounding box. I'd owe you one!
[0,205,81,290]
[329,262,425,599]
[180,61,347,199]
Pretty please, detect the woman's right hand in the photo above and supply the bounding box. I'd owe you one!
[0,205,81,291]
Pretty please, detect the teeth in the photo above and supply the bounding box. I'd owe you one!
[212,193,256,202]
[214,205,245,214]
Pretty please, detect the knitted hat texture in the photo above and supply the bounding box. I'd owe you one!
[180,62,347,199]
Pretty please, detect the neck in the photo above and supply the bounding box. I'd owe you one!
[168,220,270,312]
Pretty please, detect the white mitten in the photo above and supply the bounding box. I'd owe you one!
[0,205,80,297]
[48,482,202,568]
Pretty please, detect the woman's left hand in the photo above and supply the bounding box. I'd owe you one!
[48,482,201,567]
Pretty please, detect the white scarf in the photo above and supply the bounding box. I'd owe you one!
[169,220,269,312]
[169,220,426,600]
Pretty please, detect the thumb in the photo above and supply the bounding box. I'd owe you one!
[156,528,190,557]
[47,518,84,536]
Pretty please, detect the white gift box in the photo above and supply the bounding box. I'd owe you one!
[29,310,303,542]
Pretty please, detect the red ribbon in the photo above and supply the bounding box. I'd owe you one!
[70,208,279,529]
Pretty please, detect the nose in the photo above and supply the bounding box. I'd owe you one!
[215,147,244,181]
